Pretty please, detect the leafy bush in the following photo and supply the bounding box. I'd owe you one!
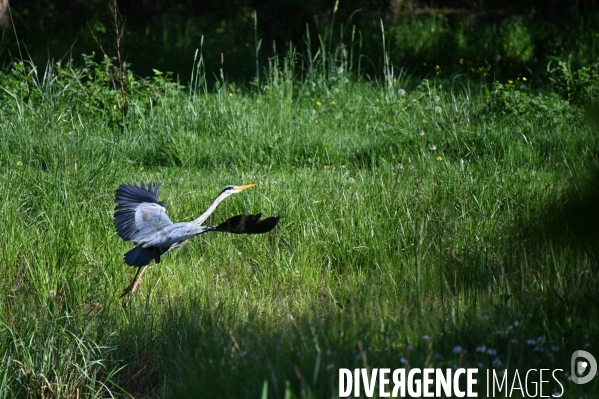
[484,81,572,118]
[548,58,599,105]
[0,54,184,116]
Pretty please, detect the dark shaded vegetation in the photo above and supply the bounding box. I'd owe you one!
[2,0,599,85]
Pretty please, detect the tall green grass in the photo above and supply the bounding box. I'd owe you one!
[0,52,598,398]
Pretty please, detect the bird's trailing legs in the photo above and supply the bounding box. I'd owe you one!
[121,266,148,305]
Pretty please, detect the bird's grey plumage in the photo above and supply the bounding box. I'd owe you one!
[114,182,167,241]
[115,182,210,266]
[114,181,280,268]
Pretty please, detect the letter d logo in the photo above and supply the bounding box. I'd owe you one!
[571,350,597,384]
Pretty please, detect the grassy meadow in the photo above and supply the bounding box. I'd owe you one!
[0,51,598,398]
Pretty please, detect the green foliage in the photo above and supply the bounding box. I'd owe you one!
[549,58,599,105]
[484,81,572,119]
[1,311,119,397]
[500,16,535,64]
[5,1,599,85]
[1,55,598,398]
[0,54,183,116]
[385,13,599,81]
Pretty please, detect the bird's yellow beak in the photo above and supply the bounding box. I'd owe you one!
[235,184,256,191]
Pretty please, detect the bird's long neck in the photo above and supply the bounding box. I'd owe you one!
[190,190,232,226]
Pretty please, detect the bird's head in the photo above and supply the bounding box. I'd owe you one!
[221,184,256,195]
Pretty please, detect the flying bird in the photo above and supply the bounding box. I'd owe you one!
[114,182,280,298]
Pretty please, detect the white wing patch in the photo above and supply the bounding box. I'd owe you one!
[133,202,173,240]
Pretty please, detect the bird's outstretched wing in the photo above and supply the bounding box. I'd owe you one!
[214,213,280,234]
[114,182,173,242]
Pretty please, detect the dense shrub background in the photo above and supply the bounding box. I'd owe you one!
[2,0,598,84]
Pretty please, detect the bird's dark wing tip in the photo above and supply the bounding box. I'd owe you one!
[114,181,165,210]
[215,214,280,234]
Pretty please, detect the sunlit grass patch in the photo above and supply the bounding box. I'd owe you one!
[0,58,598,398]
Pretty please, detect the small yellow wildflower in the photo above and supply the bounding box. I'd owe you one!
[256,99,261,104]
[323,165,329,169]
[435,65,440,71]
[16,161,22,167]
[331,101,336,105]
[423,119,428,124]
[393,78,397,83]
[436,156,443,161]
[508,80,514,84]
[341,165,346,169]
[316,101,322,107]
[113,104,117,110]
[523,77,527,81]
[229,93,233,97]
[459,58,464,65]
[67,170,70,175]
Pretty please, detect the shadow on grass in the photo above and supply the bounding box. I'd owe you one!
[531,168,599,249]
[130,296,593,398]
[517,104,599,273]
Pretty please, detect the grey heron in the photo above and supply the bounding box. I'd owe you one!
[114,182,280,298]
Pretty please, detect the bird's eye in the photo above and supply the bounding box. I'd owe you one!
[219,185,237,195]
